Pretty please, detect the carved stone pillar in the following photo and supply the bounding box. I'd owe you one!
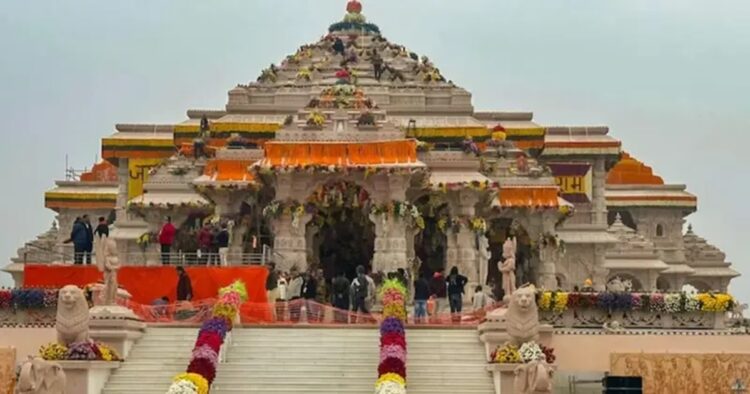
[272,213,312,273]
[370,214,408,274]
[306,225,320,267]
[591,158,607,226]
[593,244,609,291]
[446,190,480,283]
[538,245,560,290]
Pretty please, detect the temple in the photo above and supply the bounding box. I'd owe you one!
[3,3,749,393]
[5,2,739,296]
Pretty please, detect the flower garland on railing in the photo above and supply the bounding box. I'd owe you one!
[537,290,735,314]
[0,288,58,310]
[376,279,408,394]
[166,280,247,394]
[370,201,424,230]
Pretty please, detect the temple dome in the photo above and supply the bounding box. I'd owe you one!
[683,224,726,262]
[607,152,664,185]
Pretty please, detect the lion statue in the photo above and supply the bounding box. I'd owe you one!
[505,285,540,346]
[15,356,66,394]
[514,358,554,394]
[55,285,90,346]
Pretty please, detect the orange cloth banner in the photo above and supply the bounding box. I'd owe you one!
[23,265,269,306]
[203,159,256,181]
[263,139,418,167]
[498,187,560,208]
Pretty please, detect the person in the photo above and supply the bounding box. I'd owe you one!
[176,266,193,302]
[278,272,289,301]
[350,265,369,323]
[95,216,109,238]
[472,285,492,319]
[266,262,280,321]
[159,217,176,265]
[287,268,304,323]
[413,273,430,324]
[314,268,327,322]
[371,49,384,80]
[151,296,169,319]
[447,266,468,322]
[331,271,350,323]
[68,217,88,265]
[332,37,345,56]
[429,268,447,322]
[197,223,213,265]
[81,215,94,264]
[302,270,318,322]
[216,224,230,266]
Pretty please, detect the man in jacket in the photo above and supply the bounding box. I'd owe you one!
[413,274,430,324]
[350,265,370,323]
[68,217,88,265]
[302,271,318,322]
[176,266,193,302]
[429,268,448,322]
[331,271,350,323]
[266,262,279,321]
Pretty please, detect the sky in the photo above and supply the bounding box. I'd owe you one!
[0,0,748,299]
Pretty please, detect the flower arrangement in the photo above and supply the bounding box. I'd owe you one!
[519,342,544,363]
[42,341,119,361]
[370,201,424,229]
[166,280,247,394]
[376,279,407,394]
[306,111,326,128]
[296,67,312,81]
[697,293,734,312]
[136,232,155,252]
[470,217,487,235]
[491,342,554,364]
[491,343,521,363]
[39,343,68,361]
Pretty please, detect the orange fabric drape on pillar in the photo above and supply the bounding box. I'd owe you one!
[23,265,268,307]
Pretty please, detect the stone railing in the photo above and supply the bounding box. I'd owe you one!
[539,308,727,330]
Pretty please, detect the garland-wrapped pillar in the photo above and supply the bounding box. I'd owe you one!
[271,213,312,273]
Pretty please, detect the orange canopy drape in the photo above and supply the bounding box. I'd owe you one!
[498,187,560,208]
[263,140,418,167]
[23,265,268,306]
[203,159,256,181]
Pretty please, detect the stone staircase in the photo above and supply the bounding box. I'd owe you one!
[212,327,493,394]
[101,327,198,394]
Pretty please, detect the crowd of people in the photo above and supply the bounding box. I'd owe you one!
[262,262,494,325]
[157,217,232,265]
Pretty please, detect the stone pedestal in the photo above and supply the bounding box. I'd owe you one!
[88,305,146,360]
[487,363,518,394]
[371,215,408,273]
[58,361,120,394]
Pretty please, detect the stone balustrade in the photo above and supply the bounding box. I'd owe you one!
[539,308,727,330]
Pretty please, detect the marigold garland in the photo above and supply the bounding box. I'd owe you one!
[376,279,407,393]
[171,373,208,394]
[167,281,247,394]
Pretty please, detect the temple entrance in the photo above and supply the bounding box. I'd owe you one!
[307,181,374,281]
[414,196,448,277]
[487,218,532,299]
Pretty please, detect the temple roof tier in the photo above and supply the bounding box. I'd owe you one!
[606,184,697,211]
[543,126,621,157]
[44,181,117,211]
[101,125,175,163]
